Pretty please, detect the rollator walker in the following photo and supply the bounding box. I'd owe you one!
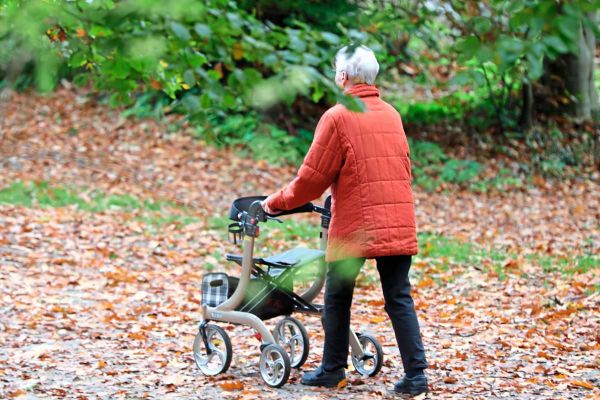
[194,196,383,387]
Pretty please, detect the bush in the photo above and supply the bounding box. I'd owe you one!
[408,138,485,190]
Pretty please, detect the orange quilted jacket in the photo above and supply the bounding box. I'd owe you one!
[265,84,418,262]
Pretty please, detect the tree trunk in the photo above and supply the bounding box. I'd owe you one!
[538,12,599,122]
[520,82,533,129]
[564,12,599,121]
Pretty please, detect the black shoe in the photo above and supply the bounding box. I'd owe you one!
[301,365,345,388]
[393,374,428,395]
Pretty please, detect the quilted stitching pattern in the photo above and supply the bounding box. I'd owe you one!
[267,84,418,261]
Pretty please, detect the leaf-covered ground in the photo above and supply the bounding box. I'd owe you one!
[1,88,598,399]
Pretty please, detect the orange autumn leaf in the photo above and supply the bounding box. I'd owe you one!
[7,389,26,398]
[337,378,348,388]
[444,376,458,384]
[241,388,261,395]
[150,78,162,90]
[445,297,457,305]
[417,276,434,288]
[76,27,86,38]
[370,315,386,323]
[570,380,594,390]
[220,380,244,391]
[546,338,571,351]
[128,332,146,341]
[503,258,519,269]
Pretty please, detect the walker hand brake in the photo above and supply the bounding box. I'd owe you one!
[266,215,283,224]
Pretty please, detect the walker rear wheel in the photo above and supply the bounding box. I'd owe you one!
[193,324,232,376]
[259,344,291,388]
[273,316,310,368]
[351,333,383,377]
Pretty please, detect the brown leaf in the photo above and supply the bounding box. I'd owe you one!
[336,378,348,388]
[417,277,434,288]
[367,299,385,307]
[127,332,146,341]
[220,381,244,391]
[149,78,162,90]
[7,389,26,398]
[570,380,594,390]
[444,376,458,384]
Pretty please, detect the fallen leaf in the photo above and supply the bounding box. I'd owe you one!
[336,378,348,389]
[220,381,244,391]
[444,376,458,384]
[570,380,594,390]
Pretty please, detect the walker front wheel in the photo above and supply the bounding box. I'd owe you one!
[193,324,232,376]
[273,316,310,368]
[351,333,383,377]
[259,344,291,388]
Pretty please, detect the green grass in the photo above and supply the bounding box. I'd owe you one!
[0,180,199,228]
[214,215,597,280]
[526,253,599,275]
[418,232,598,278]
[217,214,597,283]
[418,232,507,263]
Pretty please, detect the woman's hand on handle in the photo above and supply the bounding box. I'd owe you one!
[261,196,280,215]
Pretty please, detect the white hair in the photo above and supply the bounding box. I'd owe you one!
[334,45,380,85]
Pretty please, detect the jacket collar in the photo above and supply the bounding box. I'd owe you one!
[345,83,380,98]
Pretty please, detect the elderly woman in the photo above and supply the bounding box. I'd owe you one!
[262,45,428,395]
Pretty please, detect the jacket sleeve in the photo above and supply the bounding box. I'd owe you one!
[266,112,343,211]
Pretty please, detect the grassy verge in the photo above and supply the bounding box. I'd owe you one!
[210,215,598,283]
[0,180,199,229]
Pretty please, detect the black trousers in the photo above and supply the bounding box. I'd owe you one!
[321,255,428,373]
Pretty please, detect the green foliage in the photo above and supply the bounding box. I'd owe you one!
[445,0,600,129]
[395,84,524,132]
[1,0,597,167]
[364,0,600,130]
[195,113,310,165]
[409,139,484,190]
[0,0,366,117]
[398,100,464,125]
